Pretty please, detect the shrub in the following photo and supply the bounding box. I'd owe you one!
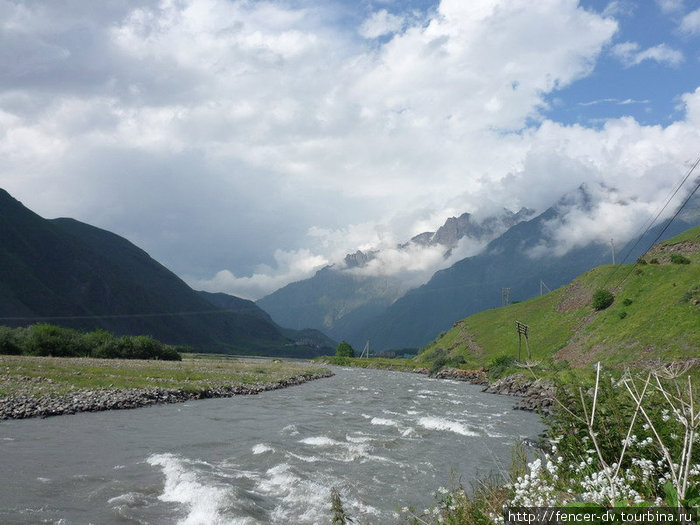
[25,324,87,357]
[592,289,614,310]
[636,257,647,265]
[670,253,691,265]
[94,335,181,361]
[0,326,22,355]
[487,354,517,380]
[622,298,633,306]
[335,341,355,358]
[618,311,627,319]
[650,258,659,264]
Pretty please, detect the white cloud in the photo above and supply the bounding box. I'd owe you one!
[611,41,684,67]
[602,1,636,19]
[191,249,329,300]
[680,8,700,34]
[0,0,698,301]
[656,0,684,14]
[359,9,405,39]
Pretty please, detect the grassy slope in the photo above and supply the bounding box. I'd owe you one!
[417,226,700,369]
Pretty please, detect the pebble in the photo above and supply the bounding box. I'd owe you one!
[432,367,554,414]
[0,371,334,421]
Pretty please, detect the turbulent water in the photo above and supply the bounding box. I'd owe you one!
[0,367,543,524]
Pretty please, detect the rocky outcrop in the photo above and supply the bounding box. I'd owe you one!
[430,368,553,413]
[433,367,489,385]
[0,371,334,420]
[482,373,555,414]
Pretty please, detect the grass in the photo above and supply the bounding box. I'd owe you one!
[660,224,700,246]
[0,354,330,398]
[417,257,699,370]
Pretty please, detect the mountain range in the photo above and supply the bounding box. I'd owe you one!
[257,207,533,344]
[258,186,699,351]
[0,189,333,357]
[2,185,696,356]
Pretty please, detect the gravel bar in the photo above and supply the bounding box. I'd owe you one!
[0,371,334,420]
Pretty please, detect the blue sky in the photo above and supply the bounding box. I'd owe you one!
[550,0,699,126]
[0,0,698,299]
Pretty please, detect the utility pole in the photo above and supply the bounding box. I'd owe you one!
[610,238,616,265]
[502,288,511,307]
[515,321,530,361]
[360,341,371,358]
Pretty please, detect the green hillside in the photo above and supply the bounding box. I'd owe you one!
[417,225,700,369]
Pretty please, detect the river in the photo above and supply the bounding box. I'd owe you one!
[0,366,544,524]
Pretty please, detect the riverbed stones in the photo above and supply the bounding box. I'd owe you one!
[482,373,554,414]
[0,371,334,421]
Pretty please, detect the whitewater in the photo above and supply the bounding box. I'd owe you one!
[0,366,543,524]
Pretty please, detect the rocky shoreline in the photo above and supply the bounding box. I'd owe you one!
[0,371,334,421]
[433,367,554,414]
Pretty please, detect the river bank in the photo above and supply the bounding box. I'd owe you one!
[317,357,555,414]
[0,366,544,524]
[0,355,333,420]
[434,367,555,413]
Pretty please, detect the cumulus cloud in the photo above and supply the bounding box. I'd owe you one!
[191,249,329,300]
[0,0,698,301]
[611,41,684,67]
[680,8,700,34]
[358,9,405,39]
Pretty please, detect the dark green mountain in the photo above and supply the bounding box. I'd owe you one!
[0,189,325,357]
[197,290,337,353]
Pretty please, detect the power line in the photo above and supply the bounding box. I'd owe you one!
[0,309,247,322]
[601,154,700,290]
[610,169,700,292]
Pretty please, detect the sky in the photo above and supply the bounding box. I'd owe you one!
[1,0,699,300]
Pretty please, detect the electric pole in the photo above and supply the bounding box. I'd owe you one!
[610,238,616,265]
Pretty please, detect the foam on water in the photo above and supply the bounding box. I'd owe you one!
[256,463,379,523]
[370,417,399,427]
[252,444,274,455]
[148,453,235,525]
[298,435,394,464]
[418,417,478,436]
[280,424,299,436]
[284,451,322,463]
[345,434,374,443]
[298,436,340,447]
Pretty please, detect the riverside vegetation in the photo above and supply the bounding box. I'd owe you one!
[0,327,332,419]
[0,323,183,361]
[328,227,699,523]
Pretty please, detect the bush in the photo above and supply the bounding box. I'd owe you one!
[618,311,627,319]
[94,335,181,361]
[592,289,614,310]
[622,298,633,306]
[650,258,659,264]
[0,326,22,355]
[25,324,88,357]
[487,354,517,380]
[636,257,647,265]
[670,253,691,265]
[335,341,355,358]
[0,324,182,361]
